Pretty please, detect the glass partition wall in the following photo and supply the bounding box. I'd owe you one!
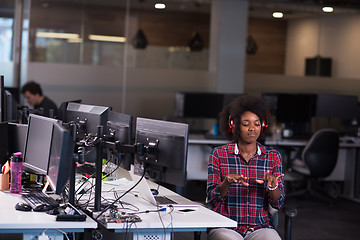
[27,0,210,70]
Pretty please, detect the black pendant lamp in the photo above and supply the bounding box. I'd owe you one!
[246,35,258,55]
[188,31,204,51]
[132,29,148,49]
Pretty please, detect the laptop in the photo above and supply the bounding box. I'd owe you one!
[130,171,198,210]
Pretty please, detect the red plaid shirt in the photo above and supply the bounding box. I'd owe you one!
[207,142,285,235]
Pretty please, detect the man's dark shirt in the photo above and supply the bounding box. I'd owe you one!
[34,96,58,118]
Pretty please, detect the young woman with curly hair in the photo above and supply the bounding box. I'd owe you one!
[207,95,285,240]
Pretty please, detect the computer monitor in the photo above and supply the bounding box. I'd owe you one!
[8,123,27,157]
[134,117,189,186]
[0,76,4,122]
[4,87,20,103]
[316,94,358,120]
[57,99,81,121]
[23,114,59,175]
[174,92,243,120]
[263,93,317,138]
[0,122,8,165]
[106,111,133,171]
[3,90,17,122]
[276,93,317,122]
[66,102,109,139]
[47,121,75,195]
[174,92,224,119]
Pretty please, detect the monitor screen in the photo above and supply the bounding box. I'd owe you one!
[316,94,358,120]
[106,111,133,171]
[47,121,75,195]
[275,94,317,122]
[8,123,27,157]
[174,92,224,119]
[0,122,8,165]
[3,90,17,122]
[0,76,4,122]
[66,102,109,139]
[134,117,189,186]
[174,92,243,119]
[23,114,59,175]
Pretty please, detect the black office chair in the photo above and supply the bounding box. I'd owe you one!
[287,129,339,206]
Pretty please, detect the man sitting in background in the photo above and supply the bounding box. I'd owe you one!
[21,81,58,118]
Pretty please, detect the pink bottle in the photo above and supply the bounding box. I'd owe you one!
[10,152,23,194]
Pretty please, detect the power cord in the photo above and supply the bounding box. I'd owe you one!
[95,168,147,221]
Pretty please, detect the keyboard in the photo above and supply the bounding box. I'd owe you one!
[22,192,59,209]
[154,196,177,205]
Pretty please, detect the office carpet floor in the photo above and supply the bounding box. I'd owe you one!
[1,181,360,240]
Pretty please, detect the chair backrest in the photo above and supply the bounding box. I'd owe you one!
[302,129,339,178]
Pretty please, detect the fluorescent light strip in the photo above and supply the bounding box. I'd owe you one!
[36,32,80,40]
[68,38,82,43]
[155,3,166,9]
[88,34,126,43]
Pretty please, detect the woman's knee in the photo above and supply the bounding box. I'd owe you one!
[245,228,281,240]
[208,228,244,240]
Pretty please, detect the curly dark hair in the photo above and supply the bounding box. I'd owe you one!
[21,81,43,96]
[219,95,269,142]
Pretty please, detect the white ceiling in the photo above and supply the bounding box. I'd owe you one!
[3,0,360,19]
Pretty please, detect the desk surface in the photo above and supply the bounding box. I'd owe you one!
[0,191,97,231]
[92,178,237,232]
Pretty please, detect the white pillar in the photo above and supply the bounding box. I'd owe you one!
[209,0,249,93]
[12,0,24,88]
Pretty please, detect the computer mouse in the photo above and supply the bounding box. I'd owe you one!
[15,202,32,211]
[33,204,51,212]
[46,208,60,215]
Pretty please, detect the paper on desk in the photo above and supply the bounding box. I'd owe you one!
[3,161,9,174]
[102,178,136,192]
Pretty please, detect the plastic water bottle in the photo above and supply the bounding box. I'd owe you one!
[10,152,23,194]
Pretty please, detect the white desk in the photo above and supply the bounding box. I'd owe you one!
[0,191,97,240]
[89,178,237,240]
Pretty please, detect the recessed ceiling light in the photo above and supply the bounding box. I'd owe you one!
[322,6,334,13]
[272,12,283,18]
[155,3,166,9]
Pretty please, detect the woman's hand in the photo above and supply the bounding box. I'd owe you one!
[255,171,284,189]
[219,174,249,198]
[225,174,249,186]
[256,171,284,201]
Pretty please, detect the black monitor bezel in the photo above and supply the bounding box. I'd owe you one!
[47,121,75,195]
[0,76,4,122]
[106,110,133,171]
[66,102,109,139]
[134,117,189,186]
[23,114,60,175]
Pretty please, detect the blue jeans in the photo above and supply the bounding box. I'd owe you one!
[208,228,281,240]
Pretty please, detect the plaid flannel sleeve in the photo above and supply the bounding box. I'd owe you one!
[207,148,227,209]
[268,150,285,209]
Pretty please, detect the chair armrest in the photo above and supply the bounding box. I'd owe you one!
[284,206,298,218]
[269,204,279,228]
